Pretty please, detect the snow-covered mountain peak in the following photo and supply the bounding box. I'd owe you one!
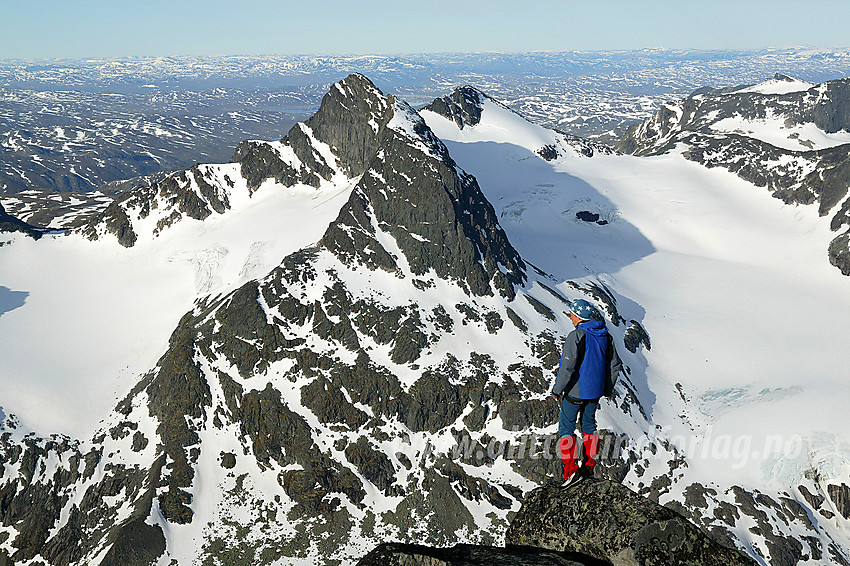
[730,73,815,95]
[74,74,402,250]
[422,86,614,163]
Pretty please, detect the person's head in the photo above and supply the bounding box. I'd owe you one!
[568,299,596,326]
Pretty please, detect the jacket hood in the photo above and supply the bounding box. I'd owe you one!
[578,319,608,337]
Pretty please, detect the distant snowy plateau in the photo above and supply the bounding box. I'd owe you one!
[0,52,849,566]
[4,48,850,200]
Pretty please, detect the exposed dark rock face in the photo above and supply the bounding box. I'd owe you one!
[538,144,560,161]
[345,438,398,496]
[828,483,850,519]
[356,542,605,566]
[663,482,838,566]
[505,480,757,566]
[0,201,47,239]
[0,431,158,565]
[616,76,850,276]
[727,486,830,566]
[99,517,166,566]
[138,308,212,524]
[424,86,487,129]
[798,484,824,510]
[808,79,850,133]
[505,306,528,332]
[80,195,137,246]
[231,73,393,191]
[499,399,558,430]
[829,230,850,275]
[623,320,651,353]
[575,211,608,225]
[230,138,321,189]
[301,376,370,428]
[301,73,395,178]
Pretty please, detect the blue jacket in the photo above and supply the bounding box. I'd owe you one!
[551,320,622,400]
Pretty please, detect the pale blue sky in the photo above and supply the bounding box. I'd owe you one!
[0,0,847,60]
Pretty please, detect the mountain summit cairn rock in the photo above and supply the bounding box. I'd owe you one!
[505,479,758,566]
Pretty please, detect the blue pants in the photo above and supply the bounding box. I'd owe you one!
[558,397,599,437]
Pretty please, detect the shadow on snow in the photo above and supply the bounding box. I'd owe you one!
[0,286,28,319]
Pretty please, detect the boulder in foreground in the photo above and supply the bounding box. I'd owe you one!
[505,479,757,566]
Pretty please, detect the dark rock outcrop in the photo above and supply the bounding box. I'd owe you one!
[232,72,393,190]
[623,320,651,353]
[505,480,757,566]
[0,201,47,239]
[828,483,850,519]
[829,229,850,275]
[344,438,398,495]
[356,478,765,565]
[99,517,166,566]
[424,86,487,129]
[77,164,232,247]
[0,432,157,565]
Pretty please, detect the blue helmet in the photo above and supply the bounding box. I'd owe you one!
[569,298,597,320]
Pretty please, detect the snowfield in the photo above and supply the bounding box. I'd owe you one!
[732,76,815,95]
[709,114,850,151]
[0,170,357,437]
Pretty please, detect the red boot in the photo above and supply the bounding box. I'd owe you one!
[582,432,599,470]
[559,435,579,480]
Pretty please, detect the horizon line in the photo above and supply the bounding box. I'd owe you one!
[3,46,850,65]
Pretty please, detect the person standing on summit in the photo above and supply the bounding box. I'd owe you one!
[550,299,622,485]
